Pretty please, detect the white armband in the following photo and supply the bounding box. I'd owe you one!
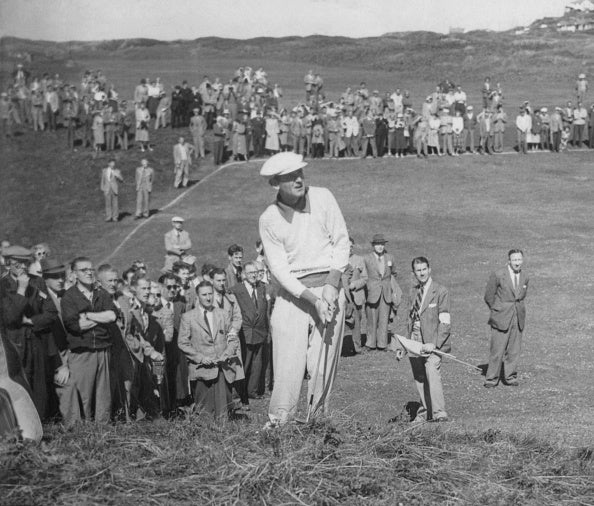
[438,312,451,324]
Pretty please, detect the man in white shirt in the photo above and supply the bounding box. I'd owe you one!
[515,108,532,154]
[172,136,195,189]
[259,152,350,425]
[343,110,360,157]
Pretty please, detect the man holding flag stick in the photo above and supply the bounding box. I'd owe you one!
[259,152,350,426]
[400,256,451,423]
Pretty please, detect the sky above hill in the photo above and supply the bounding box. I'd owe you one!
[0,0,570,41]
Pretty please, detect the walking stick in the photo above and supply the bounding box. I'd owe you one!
[306,322,328,424]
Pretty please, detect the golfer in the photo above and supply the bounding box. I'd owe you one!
[259,152,350,426]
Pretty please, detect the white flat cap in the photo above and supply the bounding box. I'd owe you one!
[260,152,308,178]
[171,216,184,222]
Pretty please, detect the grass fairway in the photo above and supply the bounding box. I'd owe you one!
[101,151,594,440]
[2,51,594,504]
[3,151,594,504]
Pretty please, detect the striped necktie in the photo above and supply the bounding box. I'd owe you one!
[410,284,424,321]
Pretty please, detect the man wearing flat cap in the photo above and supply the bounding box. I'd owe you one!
[0,247,63,419]
[259,151,350,425]
[364,235,396,351]
[163,216,194,273]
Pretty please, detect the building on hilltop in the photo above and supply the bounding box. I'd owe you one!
[448,27,465,34]
[557,15,594,31]
[565,0,594,12]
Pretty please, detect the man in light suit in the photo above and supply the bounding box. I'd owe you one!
[343,237,368,354]
[134,158,153,219]
[403,256,451,422]
[177,281,244,419]
[100,159,123,222]
[163,217,193,273]
[172,136,194,189]
[230,262,269,404]
[364,234,395,351]
[484,249,529,388]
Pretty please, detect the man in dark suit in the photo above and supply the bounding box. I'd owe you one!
[158,273,190,406]
[404,256,451,422]
[363,234,395,350]
[230,262,268,404]
[0,247,62,420]
[225,244,244,288]
[484,249,529,388]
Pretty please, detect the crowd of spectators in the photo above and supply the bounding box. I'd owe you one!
[2,64,593,159]
[0,234,278,423]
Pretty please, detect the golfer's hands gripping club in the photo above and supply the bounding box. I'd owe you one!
[322,284,338,313]
[315,298,333,323]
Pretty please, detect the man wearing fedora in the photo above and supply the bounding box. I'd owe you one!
[363,234,395,351]
[259,151,349,426]
[39,258,75,422]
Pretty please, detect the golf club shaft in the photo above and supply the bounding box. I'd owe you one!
[306,322,328,422]
[432,349,482,371]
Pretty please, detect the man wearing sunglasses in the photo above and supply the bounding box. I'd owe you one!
[159,273,190,406]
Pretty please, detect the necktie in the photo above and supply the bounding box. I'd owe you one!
[377,255,385,276]
[410,284,424,321]
[204,309,212,336]
[236,266,243,283]
[252,288,258,309]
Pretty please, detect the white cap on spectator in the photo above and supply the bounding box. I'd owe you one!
[171,216,184,223]
[260,152,308,178]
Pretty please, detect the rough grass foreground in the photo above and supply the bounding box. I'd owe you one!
[2,415,593,506]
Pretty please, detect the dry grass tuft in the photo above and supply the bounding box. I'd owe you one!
[1,415,593,505]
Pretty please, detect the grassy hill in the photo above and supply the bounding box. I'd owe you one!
[1,20,593,84]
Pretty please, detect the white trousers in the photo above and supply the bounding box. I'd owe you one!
[268,286,345,424]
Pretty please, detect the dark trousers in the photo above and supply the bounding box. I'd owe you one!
[260,341,274,393]
[244,342,264,398]
[213,139,225,165]
[552,131,561,152]
[194,370,232,419]
[485,313,522,385]
[376,132,387,156]
[234,336,264,402]
[23,335,57,420]
[253,134,265,156]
